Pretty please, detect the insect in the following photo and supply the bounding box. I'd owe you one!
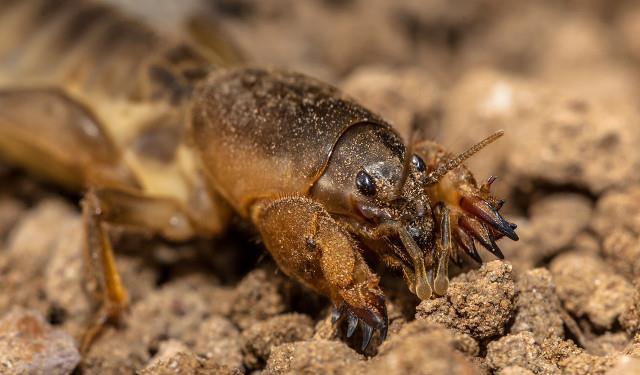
[0,0,518,352]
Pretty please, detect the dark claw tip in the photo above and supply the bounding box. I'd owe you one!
[334,295,388,352]
[361,323,374,351]
[331,307,341,325]
[488,236,505,259]
[494,214,519,241]
[467,247,483,264]
[379,320,388,341]
[461,197,519,242]
[346,314,358,338]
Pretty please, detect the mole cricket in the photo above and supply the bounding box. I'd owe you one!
[0,0,518,352]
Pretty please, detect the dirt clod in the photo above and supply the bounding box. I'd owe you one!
[486,332,559,374]
[368,320,480,374]
[592,186,640,279]
[139,340,242,375]
[511,268,564,342]
[185,316,244,371]
[415,260,516,340]
[550,252,634,330]
[0,307,80,375]
[242,313,314,368]
[505,194,592,271]
[265,340,363,374]
[230,268,287,330]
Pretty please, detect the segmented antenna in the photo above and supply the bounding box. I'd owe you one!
[423,130,504,185]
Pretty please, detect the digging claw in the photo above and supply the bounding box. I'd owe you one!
[379,319,388,341]
[361,323,374,351]
[486,230,505,259]
[432,170,518,268]
[460,196,519,241]
[467,245,484,264]
[459,216,505,259]
[346,314,358,338]
[333,299,388,351]
[454,227,483,264]
[331,306,341,324]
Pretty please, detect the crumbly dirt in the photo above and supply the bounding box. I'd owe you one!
[3,0,640,374]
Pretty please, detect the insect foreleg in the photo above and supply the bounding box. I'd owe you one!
[250,196,388,350]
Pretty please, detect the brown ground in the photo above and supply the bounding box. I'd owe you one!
[2,0,640,374]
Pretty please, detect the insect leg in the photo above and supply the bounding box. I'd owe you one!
[433,203,452,295]
[0,87,231,351]
[250,196,388,350]
[79,186,210,353]
[80,189,129,354]
[0,88,135,189]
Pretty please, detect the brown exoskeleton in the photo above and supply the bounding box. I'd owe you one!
[0,0,517,352]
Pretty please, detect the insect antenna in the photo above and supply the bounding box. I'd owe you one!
[423,130,504,185]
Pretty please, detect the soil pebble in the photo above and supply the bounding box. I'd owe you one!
[139,339,241,375]
[1,200,76,317]
[486,332,560,374]
[242,313,314,368]
[607,356,640,375]
[265,340,363,374]
[591,186,640,279]
[511,268,564,342]
[620,282,640,336]
[504,95,640,195]
[439,68,640,196]
[587,332,630,357]
[550,252,634,330]
[366,320,480,374]
[0,307,80,375]
[229,268,287,330]
[415,260,516,340]
[489,332,621,375]
[184,315,244,371]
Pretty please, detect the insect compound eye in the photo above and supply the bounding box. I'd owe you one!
[411,154,426,172]
[355,170,377,196]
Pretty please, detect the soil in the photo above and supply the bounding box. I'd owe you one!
[2,0,640,374]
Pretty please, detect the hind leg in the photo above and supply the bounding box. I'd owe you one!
[0,88,137,189]
[0,88,230,352]
[79,186,222,352]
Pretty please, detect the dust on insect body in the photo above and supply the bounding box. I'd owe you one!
[191,68,518,351]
